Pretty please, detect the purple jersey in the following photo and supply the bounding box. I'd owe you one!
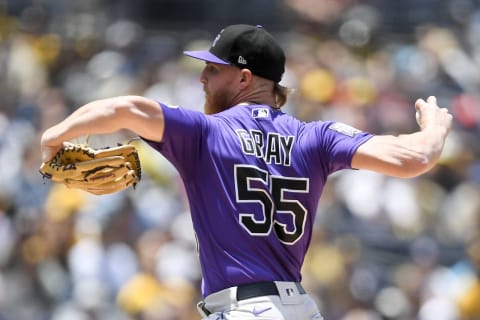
[144,103,373,297]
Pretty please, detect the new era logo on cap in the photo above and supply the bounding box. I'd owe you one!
[183,24,285,83]
[238,56,247,65]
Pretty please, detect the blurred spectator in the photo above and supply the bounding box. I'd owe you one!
[0,0,479,319]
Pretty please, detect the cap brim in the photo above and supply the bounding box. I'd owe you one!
[183,50,229,64]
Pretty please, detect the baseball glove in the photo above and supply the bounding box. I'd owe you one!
[39,142,141,195]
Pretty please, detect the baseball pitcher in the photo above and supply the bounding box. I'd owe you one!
[40,25,452,319]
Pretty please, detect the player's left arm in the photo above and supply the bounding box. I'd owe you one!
[41,95,164,161]
[351,96,452,178]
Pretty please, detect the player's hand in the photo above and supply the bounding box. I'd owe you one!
[414,96,452,133]
[40,129,63,162]
[41,144,62,162]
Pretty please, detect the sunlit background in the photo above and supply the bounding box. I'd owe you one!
[0,0,479,319]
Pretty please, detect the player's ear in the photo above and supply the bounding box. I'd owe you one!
[239,69,253,88]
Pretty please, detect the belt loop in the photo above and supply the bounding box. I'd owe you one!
[295,282,304,293]
[230,286,238,305]
[197,301,211,317]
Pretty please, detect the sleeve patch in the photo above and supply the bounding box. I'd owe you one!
[328,122,362,137]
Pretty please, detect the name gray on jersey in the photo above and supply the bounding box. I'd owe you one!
[235,129,295,166]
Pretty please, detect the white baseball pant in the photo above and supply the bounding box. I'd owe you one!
[197,281,324,320]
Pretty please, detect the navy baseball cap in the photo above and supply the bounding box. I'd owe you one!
[184,24,285,83]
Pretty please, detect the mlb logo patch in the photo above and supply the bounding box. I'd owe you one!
[252,108,270,119]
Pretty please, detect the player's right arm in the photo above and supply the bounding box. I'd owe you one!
[41,95,165,161]
[351,96,452,178]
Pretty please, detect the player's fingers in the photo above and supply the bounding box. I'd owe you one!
[426,96,437,105]
[41,145,61,162]
[415,98,426,112]
[41,141,76,162]
[416,96,438,113]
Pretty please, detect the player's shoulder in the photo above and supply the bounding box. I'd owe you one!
[160,102,203,114]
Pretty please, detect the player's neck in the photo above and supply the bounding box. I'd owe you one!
[237,101,279,110]
[232,76,278,108]
[234,92,276,108]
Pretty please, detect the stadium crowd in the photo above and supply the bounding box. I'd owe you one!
[0,0,479,319]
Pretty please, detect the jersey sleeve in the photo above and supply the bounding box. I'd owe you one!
[311,121,374,174]
[142,102,207,180]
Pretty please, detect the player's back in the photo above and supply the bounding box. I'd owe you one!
[188,104,328,296]
[154,102,371,296]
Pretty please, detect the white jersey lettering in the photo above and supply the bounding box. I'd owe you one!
[236,129,295,166]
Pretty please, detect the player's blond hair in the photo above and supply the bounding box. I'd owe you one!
[274,83,290,108]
